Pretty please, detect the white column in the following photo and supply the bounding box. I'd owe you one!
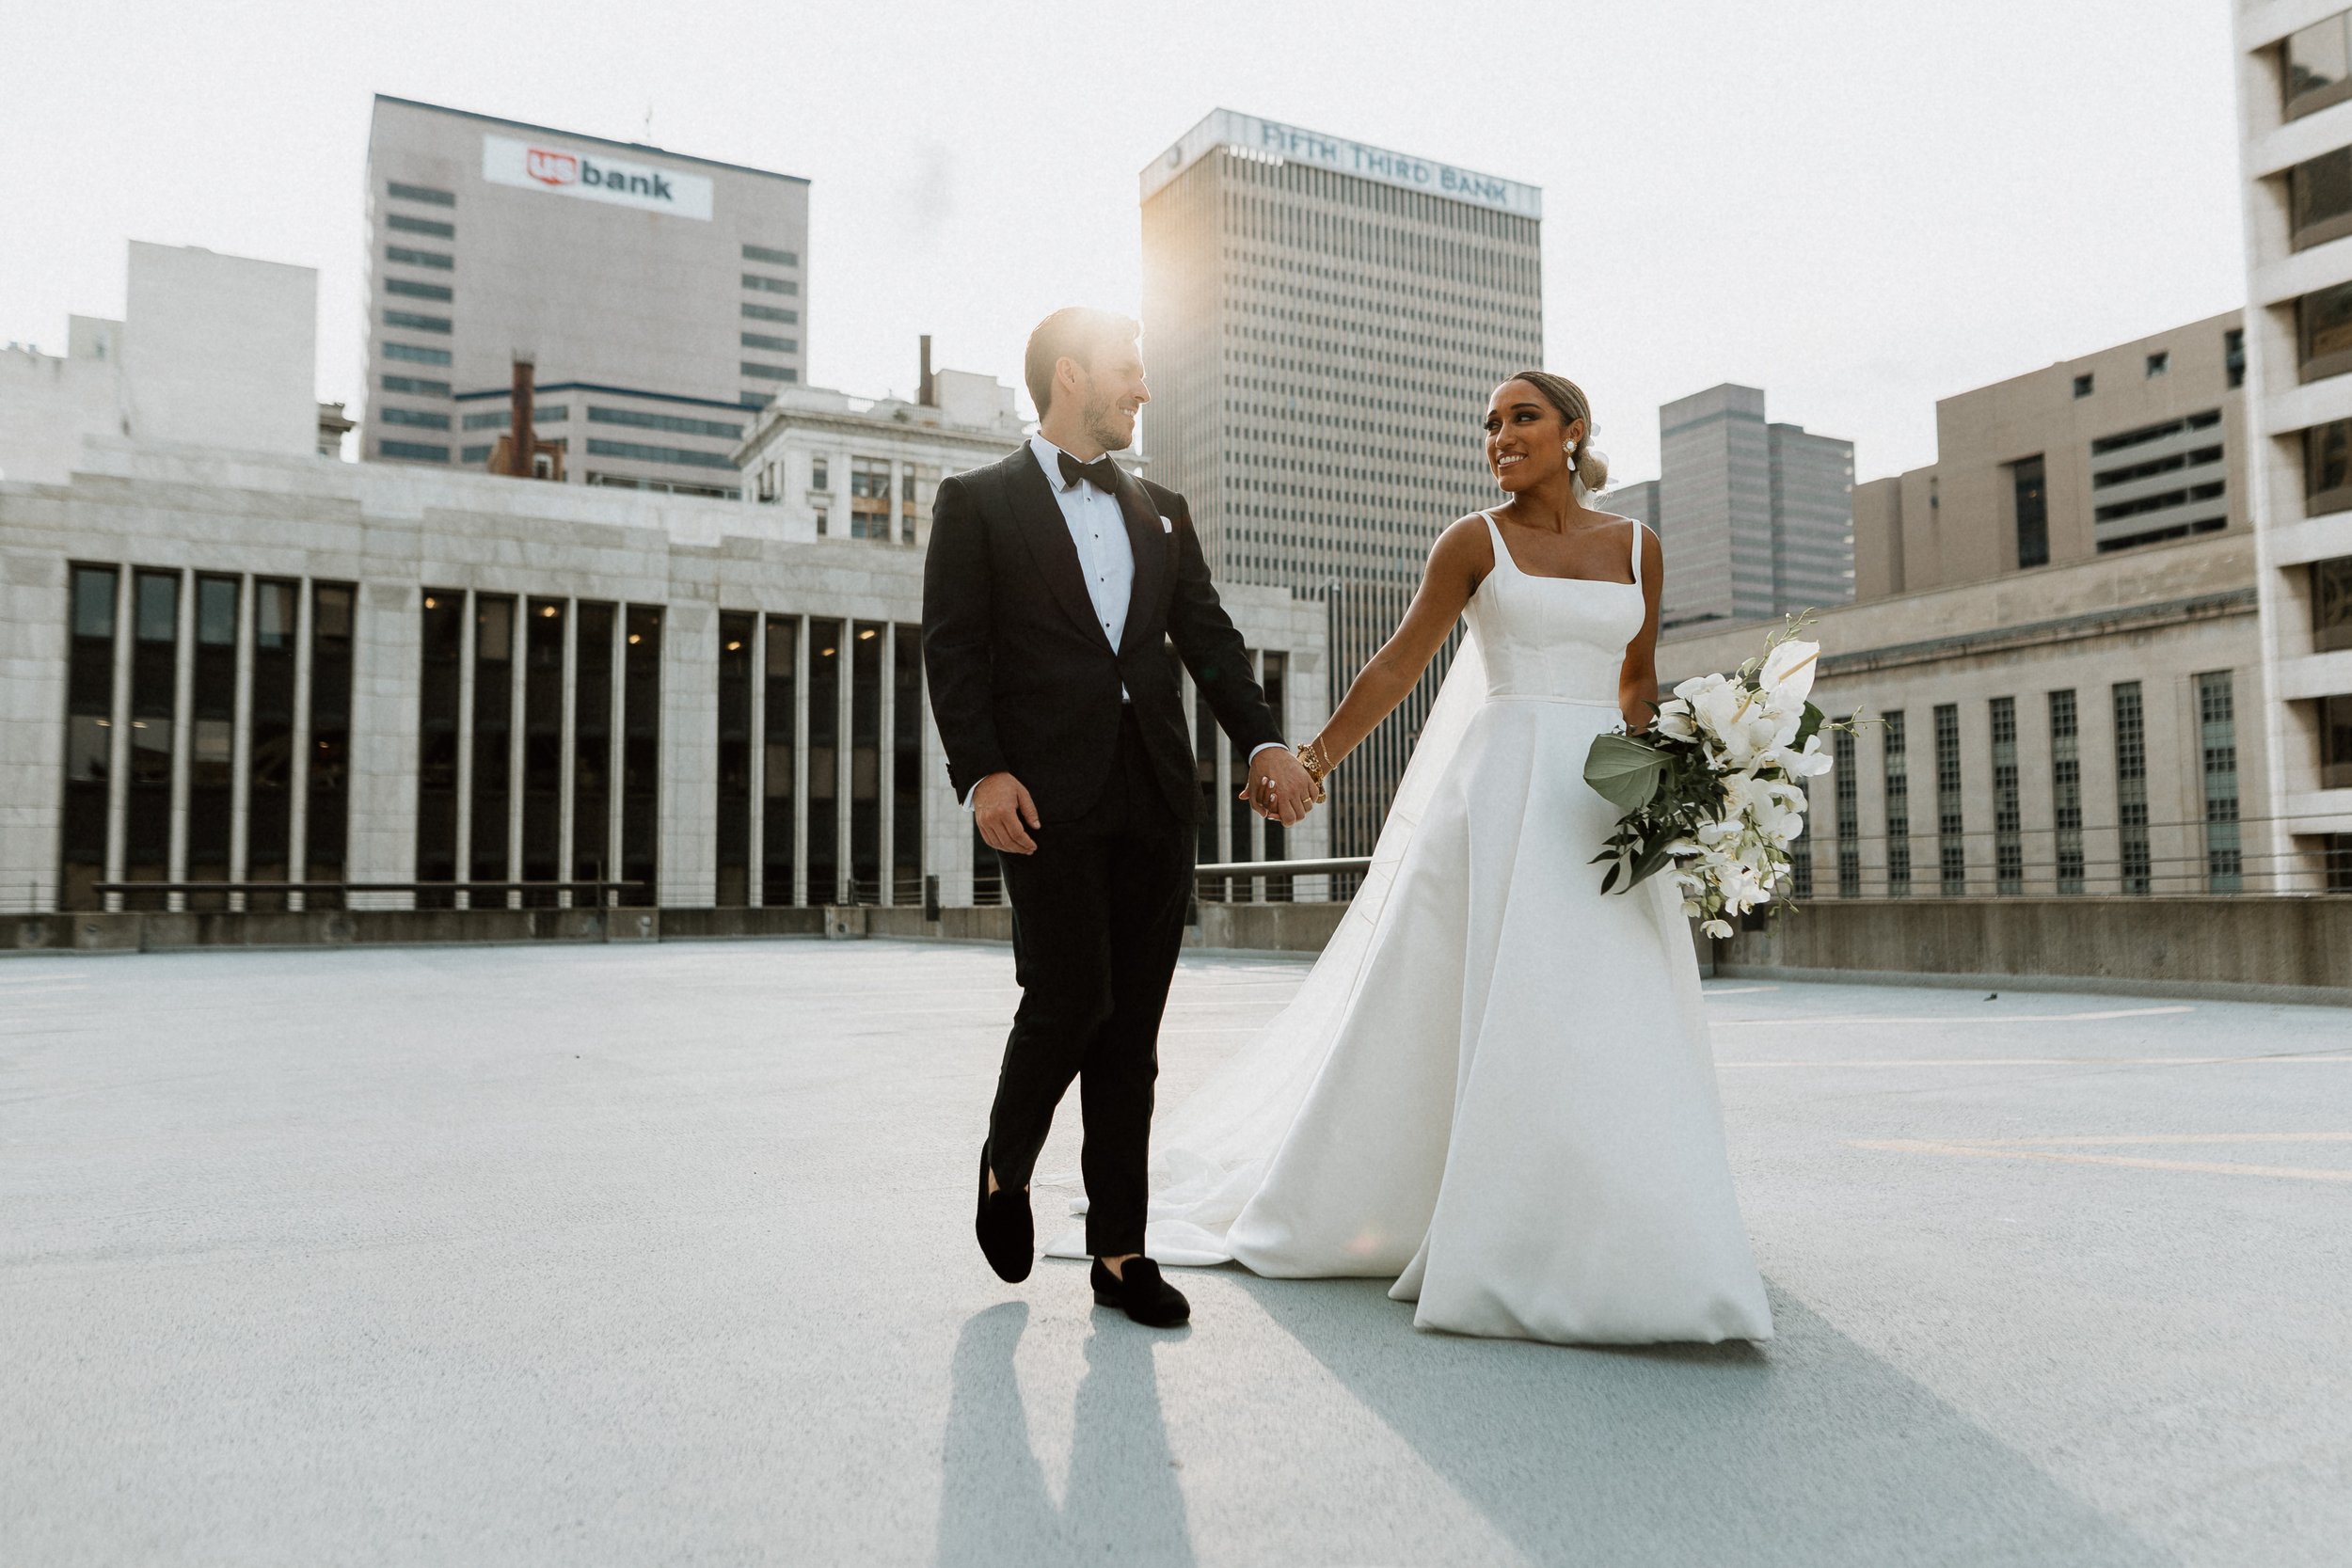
[836,626,853,905]
[558,598,579,908]
[879,622,896,905]
[607,610,625,901]
[507,604,527,905]
[794,616,811,908]
[167,568,195,911]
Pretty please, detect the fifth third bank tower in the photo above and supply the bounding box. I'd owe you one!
[1139,110,1544,859]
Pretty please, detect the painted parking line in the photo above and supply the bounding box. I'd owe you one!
[1716,1006,2196,1026]
[1853,1134,2352,1183]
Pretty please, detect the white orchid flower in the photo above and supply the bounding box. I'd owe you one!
[1700,918,1735,939]
[1760,639,1820,708]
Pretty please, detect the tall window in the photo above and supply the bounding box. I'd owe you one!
[849,459,892,540]
[1933,703,1964,895]
[2285,11,2352,120]
[1262,653,1293,902]
[187,575,239,907]
[2306,420,2352,516]
[2299,281,2352,382]
[2010,456,2049,569]
[248,578,298,908]
[1882,709,1910,897]
[1194,678,1221,895]
[2287,145,2352,252]
[123,569,180,908]
[416,590,464,905]
[2113,682,2151,895]
[2314,556,2352,651]
[2322,694,2352,790]
[805,619,841,905]
[620,606,663,907]
[309,583,356,905]
[1833,725,1860,897]
[470,594,515,899]
[716,612,755,906]
[764,616,798,905]
[850,622,886,903]
[573,602,616,892]
[2050,690,2084,894]
[59,564,119,911]
[892,625,923,906]
[1990,697,2022,895]
[2226,327,2247,389]
[2198,673,2243,894]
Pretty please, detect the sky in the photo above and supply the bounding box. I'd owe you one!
[1,0,2249,485]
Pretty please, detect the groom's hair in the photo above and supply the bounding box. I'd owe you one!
[1025,308,1139,419]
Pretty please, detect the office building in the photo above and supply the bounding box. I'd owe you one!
[1632,384,1852,630]
[362,96,808,497]
[1139,108,1544,856]
[2232,9,2352,889]
[1852,312,2248,601]
[0,247,1328,916]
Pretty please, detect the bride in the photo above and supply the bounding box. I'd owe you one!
[1056,371,1774,1346]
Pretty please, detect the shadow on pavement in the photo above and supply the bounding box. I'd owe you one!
[936,1301,1196,1568]
[1230,1275,2175,1568]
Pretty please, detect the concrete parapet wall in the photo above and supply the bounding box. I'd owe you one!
[1717,896,2352,1005]
[1191,901,1350,954]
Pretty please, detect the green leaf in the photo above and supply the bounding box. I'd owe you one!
[1625,838,1677,889]
[1583,733,1667,814]
[1795,701,1824,749]
[1598,860,1622,895]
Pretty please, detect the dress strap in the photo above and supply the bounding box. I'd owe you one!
[1628,518,1643,589]
[1478,510,1514,577]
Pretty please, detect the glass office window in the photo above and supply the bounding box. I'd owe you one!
[572,602,615,893]
[620,606,662,907]
[2300,281,2352,382]
[521,598,564,906]
[2305,420,2352,515]
[2313,556,2352,651]
[850,621,884,904]
[2288,146,2352,252]
[805,619,841,906]
[2011,456,2049,569]
[892,625,923,906]
[2050,689,2084,894]
[1991,697,2022,894]
[849,458,892,540]
[123,569,180,908]
[1933,703,1964,895]
[1195,680,1220,894]
[308,583,355,905]
[1833,724,1860,897]
[1262,652,1291,902]
[470,594,515,899]
[716,611,755,907]
[763,616,798,906]
[1882,710,1910,897]
[2285,12,2352,119]
[2322,693,2352,791]
[2114,682,2151,894]
[248,578,298,908]
[416,590,464,905]
[2198,673,2243,893]
[59,564,119,910]
[183,575,239,908]
[1228,650,1260,898]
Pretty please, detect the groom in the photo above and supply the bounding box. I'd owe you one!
[923,307,1317,1327]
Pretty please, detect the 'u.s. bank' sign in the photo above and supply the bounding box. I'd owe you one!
[482,135,714,221]
[1140,109,1542,221]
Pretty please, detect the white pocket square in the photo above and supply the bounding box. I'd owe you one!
[1159,515,1174,533]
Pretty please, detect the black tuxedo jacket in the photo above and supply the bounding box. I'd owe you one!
[921,445,1282,826]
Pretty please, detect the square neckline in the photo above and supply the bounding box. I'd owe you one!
[1480,509,1644,590]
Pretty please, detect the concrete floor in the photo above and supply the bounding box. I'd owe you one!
[2,940,2347,1567]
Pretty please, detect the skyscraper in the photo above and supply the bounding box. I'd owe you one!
[362,97,808,496]
[1138,109,1544,855]
[1646,384,1853,629]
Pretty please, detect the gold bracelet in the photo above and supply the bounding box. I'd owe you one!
[1295,738,1332,801]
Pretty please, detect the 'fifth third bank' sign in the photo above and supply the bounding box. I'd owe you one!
[482,135,714,221]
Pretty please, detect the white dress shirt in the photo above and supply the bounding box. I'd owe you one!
[962,439,1280,806]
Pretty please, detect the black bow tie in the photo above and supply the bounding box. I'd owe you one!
[1057,451,1121,493]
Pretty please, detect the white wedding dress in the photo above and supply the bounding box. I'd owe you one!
[1050,512,1773,1345]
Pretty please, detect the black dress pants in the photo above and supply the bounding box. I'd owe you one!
[986,707,1194,1258]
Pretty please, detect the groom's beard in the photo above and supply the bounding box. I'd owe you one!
[1082,391,1135,454]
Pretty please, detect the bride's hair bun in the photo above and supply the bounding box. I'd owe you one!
[1576,446,1610,493]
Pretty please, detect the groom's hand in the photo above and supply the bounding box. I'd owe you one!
[1241,749,1318,828]
[973,771,1041,855]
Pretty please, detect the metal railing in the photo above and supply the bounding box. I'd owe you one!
[84,879,644,913]
[1195,857,1371,904]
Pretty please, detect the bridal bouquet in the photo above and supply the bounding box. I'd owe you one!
[1582,618,1849,938]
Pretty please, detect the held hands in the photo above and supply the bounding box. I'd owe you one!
[973,771,1041,855]
[1239,748,1321,827]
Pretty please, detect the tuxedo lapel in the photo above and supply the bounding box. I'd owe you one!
[999,447,1111,650]
[1109,469,1167,657]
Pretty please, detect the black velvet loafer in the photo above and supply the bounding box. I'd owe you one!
[976,1147,1033,1283]
[1091,1256,1190,1327]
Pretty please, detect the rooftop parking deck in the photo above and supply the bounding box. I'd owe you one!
[5,941,2348,1566]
